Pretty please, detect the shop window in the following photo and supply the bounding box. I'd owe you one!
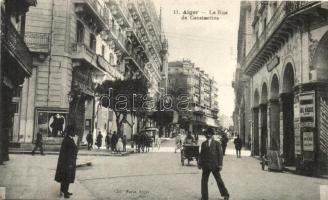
[76,21,85,44]
[36,111,67,138]
[90,33,96,51]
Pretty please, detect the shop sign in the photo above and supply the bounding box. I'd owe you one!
[267,56,279,72]
[73,68,93,95]
[303,131,314,151]
[299,91,315,128]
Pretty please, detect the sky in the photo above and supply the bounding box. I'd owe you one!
[153,0,241,117]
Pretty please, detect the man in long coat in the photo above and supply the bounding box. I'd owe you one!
[234,135,243,158]
[198,128,229,200]
[55,125,77,198]
[111,131,118,152]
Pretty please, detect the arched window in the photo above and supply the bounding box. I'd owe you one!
[76,21,85,43]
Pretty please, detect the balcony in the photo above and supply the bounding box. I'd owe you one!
[128,0,162,67]
[2,19,33,75]
[243,1,321,76]
[105,0,133,28]
[102,22,128,53]
[74,0,109,32]
[71,43,105,74]
[24,32,50,53]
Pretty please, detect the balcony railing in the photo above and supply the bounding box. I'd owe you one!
[243,1,319,74]
[285,1,318,15]
[24,32,50,53]
[106,0,133,27]
[74,0,109,30]
[71,43,97,66]
[2,19,32,75]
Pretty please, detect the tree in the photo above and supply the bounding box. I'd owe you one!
[95,77,150,135]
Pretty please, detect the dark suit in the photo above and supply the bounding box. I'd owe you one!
[55,135,77,193]
[32,132,44,155]
[199,139,229,200]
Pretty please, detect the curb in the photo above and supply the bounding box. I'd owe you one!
[9,150,134,157]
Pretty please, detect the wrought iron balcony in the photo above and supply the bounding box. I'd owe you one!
[243,1,320,75]
[1,19,33,75]
[74,0,109,31]
[128,0,162,67]
[105,0,133,28]
[24,32,50,53]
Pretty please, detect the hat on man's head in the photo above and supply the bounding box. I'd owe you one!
[205,128,214,135]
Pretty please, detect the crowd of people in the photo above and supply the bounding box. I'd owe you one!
[133,131,161,153]
[86,130,127,153]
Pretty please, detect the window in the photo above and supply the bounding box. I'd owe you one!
[109,53,115,65]
[263,18,267,31]
[90,33,96,51]
[101,45,105,57]
[76,21,85,43]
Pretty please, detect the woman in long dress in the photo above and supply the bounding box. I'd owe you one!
[116,137,123,152]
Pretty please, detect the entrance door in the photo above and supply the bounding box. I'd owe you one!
[253,108,260,156]
[261,105,267,156]
[283,93,295,165]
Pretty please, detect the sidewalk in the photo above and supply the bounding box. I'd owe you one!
[10,147,134,157]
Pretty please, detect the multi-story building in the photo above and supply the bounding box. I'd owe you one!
[168,59,219,134]
[234,1,328,175]
[9,0,168,149]
[0,0,37,163]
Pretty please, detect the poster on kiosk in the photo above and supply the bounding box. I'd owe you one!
[299,91,315,162]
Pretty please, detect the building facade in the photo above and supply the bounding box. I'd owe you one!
[168,59,219,135]
[9,0,168,149]
[234,1,328,175]
[0,0,37,163]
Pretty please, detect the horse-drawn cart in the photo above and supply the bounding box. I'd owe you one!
[181,144,199,166]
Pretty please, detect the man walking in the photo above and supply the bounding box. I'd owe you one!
[32,129,44,155]
[198,128,229,200]
[220,134,229,156]
[234,135,243,158]
[86,131,93,151]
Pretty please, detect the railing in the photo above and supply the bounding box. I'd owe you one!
[76,0,109,25]
[1,18,32,74]
[285,1,318,15]
[128,1,162,66]
[71,43,96,59]
[243,1,320,73]
[24,32,50,52]
[115,0,133,25]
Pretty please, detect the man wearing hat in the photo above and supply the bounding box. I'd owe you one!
[198,128,229,200]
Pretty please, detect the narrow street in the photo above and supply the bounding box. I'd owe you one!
[0,139,327,200]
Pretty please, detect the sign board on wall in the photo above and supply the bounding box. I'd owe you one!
[294,94,301,155]
[299,91,315,128]
[303,131,314,151]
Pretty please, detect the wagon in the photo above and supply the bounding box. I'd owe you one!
[181,144,199,166]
